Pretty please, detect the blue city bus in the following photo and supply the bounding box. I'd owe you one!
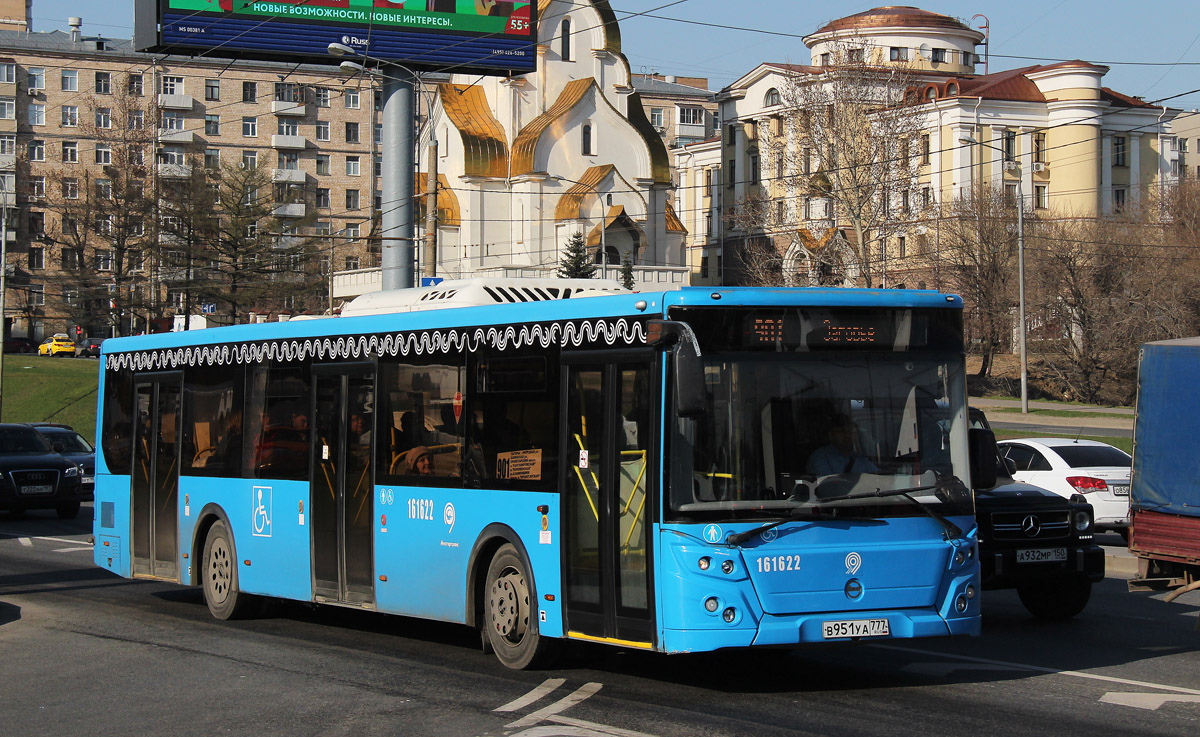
[93,280,994,668]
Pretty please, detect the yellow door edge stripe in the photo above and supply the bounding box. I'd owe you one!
[566,631,655,649]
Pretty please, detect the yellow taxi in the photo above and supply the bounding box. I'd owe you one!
[38,334,75,357]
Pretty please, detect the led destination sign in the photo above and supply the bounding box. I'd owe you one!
[135,0,537,75]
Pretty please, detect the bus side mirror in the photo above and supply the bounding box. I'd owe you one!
[647,320,706,418]
[968,428,998,490]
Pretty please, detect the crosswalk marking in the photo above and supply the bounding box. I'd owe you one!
[53,546,92,553]
[495,678,567,712]
[18,537,32,546]
[506,682,603,729]
[1101,693,1200,710]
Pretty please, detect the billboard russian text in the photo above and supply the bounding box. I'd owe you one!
[135,0,537,75]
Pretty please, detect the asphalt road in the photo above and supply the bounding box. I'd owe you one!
[2,505,1197,737]
[989,419,1133,440]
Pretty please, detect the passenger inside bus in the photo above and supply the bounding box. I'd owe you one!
[406,446,434,475]
[805,414,879,476]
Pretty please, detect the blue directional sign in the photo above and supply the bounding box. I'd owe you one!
[420,277,444,287]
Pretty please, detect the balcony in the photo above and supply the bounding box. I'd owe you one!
[157,163,192,179]
[675,122,707,140]
[158,93,194,110]
[157,128,195,144]
[271,100,305,116]
[272,202,306,218]
[0,153,14,170]
[272,168,307,184]
[271,134,307,150]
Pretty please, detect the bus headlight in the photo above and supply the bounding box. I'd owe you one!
[698,557,711,571]
[721,559,735,574]
[955,594,969,613]
[954,549,966,566]
[722,607,737,623]
[704,597,720,613]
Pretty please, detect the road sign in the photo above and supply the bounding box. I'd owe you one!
[200,303,216,314]
[420,277,444,287]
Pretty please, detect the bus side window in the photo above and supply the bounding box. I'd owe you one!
[378,357,466,485]
[470,354,559,491]
[181,363,245,477]
[244,364,310,481]
[101,368,134,474]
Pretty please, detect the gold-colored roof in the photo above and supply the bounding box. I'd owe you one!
[664,201,687,233]
[816,7,974,35]
[554,164,615,221]
[439,83,508,179]
[586,205,646,249]
[511,78,595,177]
[413,172,460,227]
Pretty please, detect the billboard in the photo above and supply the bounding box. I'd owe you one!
[134,0,537,75]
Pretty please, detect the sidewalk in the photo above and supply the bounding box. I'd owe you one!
[970,398,1134,432]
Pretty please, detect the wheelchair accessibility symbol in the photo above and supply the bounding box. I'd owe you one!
[252,485,272,538]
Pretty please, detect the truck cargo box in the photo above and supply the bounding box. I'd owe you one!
[1131,338,1200,518]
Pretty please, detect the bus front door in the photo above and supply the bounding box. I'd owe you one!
[562,358,655,648]
[130,373,182,581]
[311,366,376,607]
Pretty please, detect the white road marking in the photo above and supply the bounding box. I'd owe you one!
[34,535,91,545]
[902,662,1026,677]
[52,546,92,553]
[506,682,603,729]
[549,715,662,737]
[18,537,32,546]
[506,727,602,737]
[876,644,1200,696]
[495,678,567,712]
[1100,693,1200,710]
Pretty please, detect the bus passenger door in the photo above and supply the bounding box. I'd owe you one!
[130,373,182,581]
[311,365,376,607]
[562,357,655,648]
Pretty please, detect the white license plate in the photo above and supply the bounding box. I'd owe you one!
[1111,484,1129,495]
[1016,547,1067,563]
[20,485,52,495]
[81,476,94,485]
[822,618,890,639]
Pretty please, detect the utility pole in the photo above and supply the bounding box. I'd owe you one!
[0,176,7,419]
[423,139,438,278]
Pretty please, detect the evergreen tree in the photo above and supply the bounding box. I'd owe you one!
[620,252,636,290]
[557,231,595,279]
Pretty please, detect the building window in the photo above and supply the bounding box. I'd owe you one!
[1113,188,1128,210]
[890,47,908,62]
[898,236,906,259]
[205,78,220,101]
[728,158,736,186]
[63,178,79,199]
[96,250,113,271]
[374,156,382,177]
[346,156,360,176]
[1002,130,1016,162]
[1113,135,1127,167]
[316,154,330,175]
[130,147,145,166]
[345,122,360,143]
[582,124,593,155]
[161,75,184,95]
[91,107,111,129]
[27,67,44,90]
[1181,138,1190,154]
[274,82,301,103]
[31,176,45,198]
[62,106,78,127]
[921,186,932,209]
[95,144,111,165]
[900,190,910,212]
[279,151,299,170]
[314,87,330,108]
[650,108,663,128]
[242,81,256,102]
[96,179,112,199]
[920,133,930,165]
[962,51,974,67]
[242,150,257,169]
[128,109,144,129]
[375,123,382,146]
[29,285,44,306]
[820,52,830,66]
[61,69,77,91]
[161,109,184,131]
[278,118,298,136]
[346,189,360,209]
[242,117,257,137]
[345,89,360,109]
[1034,184,1048,209]
[205,148,220,169]
[0,97,12,121]
[1034,132,1046,164]
[315,120,330,141]
[931,48,947,63]
[205,114,220,136]
[561,18,572,61]
[128,73,143,96]
[62,141,78,163]
[28,103,44,126]
[344,255,360,271]
[28,140,44,161]
[316,187,330,208]
[678,107,704,126]
[1004,183,1017,203]
[1,134,20,156]
[29,246,43,270]
[159,146,185,165]
[749,154,759,184]
[765,88,781,106]
[345,222,360,241]
[847,48,864,64]
[95,71,111,94]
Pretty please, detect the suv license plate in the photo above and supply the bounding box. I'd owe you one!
[1111,485,1130,495]
[822,618,890,639]
[20,485,53,495]
[1016,547,1067,563]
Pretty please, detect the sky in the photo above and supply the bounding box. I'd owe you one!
[25,0,1200,110]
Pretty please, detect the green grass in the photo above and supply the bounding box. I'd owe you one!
[977,393,1132,410]
[987,407,1133,420]
[992,427,1133,455]
[1,355,100,438]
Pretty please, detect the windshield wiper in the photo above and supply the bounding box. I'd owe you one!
[726,509,881,546]
[817,474,967,541]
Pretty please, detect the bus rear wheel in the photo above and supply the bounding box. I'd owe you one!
[202,520,253,620]
[484,543,555,669]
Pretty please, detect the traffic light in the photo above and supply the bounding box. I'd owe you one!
[75,326,83,340]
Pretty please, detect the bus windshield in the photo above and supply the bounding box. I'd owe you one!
[669,351,972,521]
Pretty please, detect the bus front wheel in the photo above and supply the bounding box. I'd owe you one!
[202,520,253,620]
[484,543,555,669]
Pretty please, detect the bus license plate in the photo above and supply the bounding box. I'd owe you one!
[1016,547,1067,563]
[1111,485,1129,495]
[822,618,890,639]
[20,485,52,495]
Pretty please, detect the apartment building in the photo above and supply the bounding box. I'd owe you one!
[678,6,1181,288]
[0,23,382,339]
[631,73,718,150]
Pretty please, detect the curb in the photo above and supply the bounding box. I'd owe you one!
[1106,553,1138,577]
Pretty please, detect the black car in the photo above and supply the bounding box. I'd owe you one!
[30,424,95,502]
[3,336,35,353]
[0,423,87,518]
[971,408,1104,619]
[75,337,105,358]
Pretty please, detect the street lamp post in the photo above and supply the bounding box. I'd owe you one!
[961,135,1028,414]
